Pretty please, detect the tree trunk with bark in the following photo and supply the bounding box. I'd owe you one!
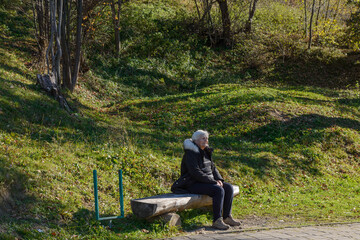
[71,0,82,91]
[32,0,50,70]
[315,0,322,27]
[308,0,316,49]
[110,0,121,55]
[244,0,259,34]
[304,0,308,37]
[61,0,72,89]
[216,0,231,46]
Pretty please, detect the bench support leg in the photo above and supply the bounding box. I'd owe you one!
[150,213,182,227]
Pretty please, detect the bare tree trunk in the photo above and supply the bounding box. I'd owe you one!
[44,0,49,39]
[216,0,231,46]
[315,0,322,27]
[244,0,259,34]
[54,0,63,86]
[308,0,316,49]
[70,0,83,91]
[203,0,214,28]
[32,0,40,53]
[110,0,121,55]
[194,0,201,19]
[46,0,55,75]
[324,0,331,21]
[304,0,308,36]
[33,0,48,70]
[61,0,72,89]
[198,0,215,45]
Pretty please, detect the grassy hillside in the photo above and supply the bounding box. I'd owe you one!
[1,2,360,240]
[2,40,360,238]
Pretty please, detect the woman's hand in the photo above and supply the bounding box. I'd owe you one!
[216,180,223,187]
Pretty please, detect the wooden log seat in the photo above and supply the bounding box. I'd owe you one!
[131,185,239,219]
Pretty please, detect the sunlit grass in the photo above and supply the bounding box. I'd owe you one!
[1,1,360,239]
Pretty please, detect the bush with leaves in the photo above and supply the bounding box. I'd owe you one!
[346,0,360,51]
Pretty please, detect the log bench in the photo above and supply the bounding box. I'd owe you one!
[131,185,239,226]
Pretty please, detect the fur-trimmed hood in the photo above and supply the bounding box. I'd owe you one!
[183,139,199,153]
[183,139,213,154]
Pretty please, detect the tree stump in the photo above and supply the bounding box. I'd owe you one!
[36,74,72,112]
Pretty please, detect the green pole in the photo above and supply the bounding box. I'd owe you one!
[119,169,124,217]
[93,170,100,221]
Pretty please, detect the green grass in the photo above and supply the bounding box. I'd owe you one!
[1,1,360,239]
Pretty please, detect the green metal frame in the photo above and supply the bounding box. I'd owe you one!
[93,169,125,221]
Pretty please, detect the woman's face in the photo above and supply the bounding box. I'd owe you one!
[195,135,208,150]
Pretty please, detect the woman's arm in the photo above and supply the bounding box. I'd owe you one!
[212,162,224,182]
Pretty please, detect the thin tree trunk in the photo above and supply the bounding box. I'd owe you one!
[110,0,121,55]
[199,0,213,24]
[46,0,55,75]
[194,0,201,19]
[304,0,308,36]
[205,0,214,27]
[32,0,40,53]
[33,0,44,69]
[244,0,259,34]
[43,0,49,41]
[315,0,322,27]
[324,0,331,21]
[61,0,71,89]
[308,0,316,49]
[54,0,63,86]
[71,0,83,91]
[38,0,48,69]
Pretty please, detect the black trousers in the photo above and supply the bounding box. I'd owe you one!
[187,182,234,221]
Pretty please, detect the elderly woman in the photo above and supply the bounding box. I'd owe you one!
[171,130,240,230]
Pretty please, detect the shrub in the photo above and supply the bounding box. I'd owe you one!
[345,1,360,51]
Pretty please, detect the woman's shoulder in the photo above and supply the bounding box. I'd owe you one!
[183,139,200,153]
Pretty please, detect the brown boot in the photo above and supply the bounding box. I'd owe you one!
[223,215,241,226]
[212,217,230,230]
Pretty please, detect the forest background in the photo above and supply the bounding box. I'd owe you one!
[1,0,360,239]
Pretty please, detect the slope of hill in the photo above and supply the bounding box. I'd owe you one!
[2,38,360,238]
[1,3,360,240]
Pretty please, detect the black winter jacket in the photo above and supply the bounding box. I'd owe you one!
[171,139,224,194]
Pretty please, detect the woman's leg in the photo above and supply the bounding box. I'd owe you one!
[187,182,225,221]
[222,182,234,219]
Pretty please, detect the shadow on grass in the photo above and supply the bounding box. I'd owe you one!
[70,208,181,238]
[0,157,68,238]
[0,61,33,80]
[246,113,360,143]
[269,50,360,89]
[337,98,360,108]
[0,75,114,145]
[218,113,360,182]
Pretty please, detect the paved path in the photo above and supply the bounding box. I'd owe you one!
[168,223,360,240]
